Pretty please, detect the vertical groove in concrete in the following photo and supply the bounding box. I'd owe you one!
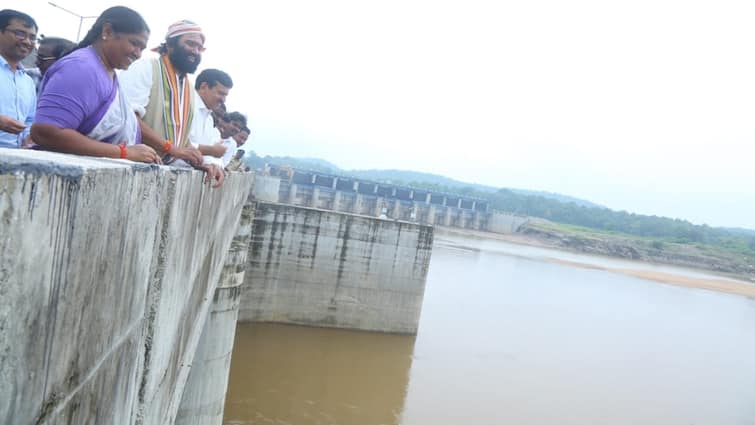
[175,200,256,425]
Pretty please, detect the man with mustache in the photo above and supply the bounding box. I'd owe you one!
[120,20,224,186]
[0,9,37,148]
[233,126,251,149]
[214,111,246,167]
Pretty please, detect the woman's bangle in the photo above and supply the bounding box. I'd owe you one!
[119,143,127,159]
[162,140,173,153]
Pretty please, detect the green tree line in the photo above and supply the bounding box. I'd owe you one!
[491,189,719,243]
[405,182,755,252]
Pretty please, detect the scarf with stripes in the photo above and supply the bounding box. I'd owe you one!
[158,54,193,148]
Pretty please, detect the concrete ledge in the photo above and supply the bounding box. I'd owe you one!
[0,149,253,425]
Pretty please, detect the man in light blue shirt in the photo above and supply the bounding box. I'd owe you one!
[0,9,38,148]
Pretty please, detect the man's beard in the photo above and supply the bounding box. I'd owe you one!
[169,47,200,74]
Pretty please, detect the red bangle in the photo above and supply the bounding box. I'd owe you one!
[162,140,173,153]
[118,143,127,159]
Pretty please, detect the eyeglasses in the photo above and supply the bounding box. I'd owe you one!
[4,28,38,43]
[183,39,206,53]
[37,55,56,62]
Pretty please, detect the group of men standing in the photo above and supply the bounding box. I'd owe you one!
[0,10,251,186]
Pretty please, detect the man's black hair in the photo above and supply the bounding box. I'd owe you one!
[0,9,38,32]
[195,68,233,90]
[40,37,76,59]
[223,111,247,127]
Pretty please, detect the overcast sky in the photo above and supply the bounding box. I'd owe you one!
[21,0,755,229]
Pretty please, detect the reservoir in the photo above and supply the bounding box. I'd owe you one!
[224,232,755,425]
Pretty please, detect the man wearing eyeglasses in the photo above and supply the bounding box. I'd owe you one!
[0,9,37,148]
[25,37,76,92]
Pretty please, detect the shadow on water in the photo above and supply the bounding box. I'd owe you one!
[223,323,416,425]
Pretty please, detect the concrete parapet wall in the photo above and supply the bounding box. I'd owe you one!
[334,191,356,213]
[0,149,253,425]
[257,173,496,230]
[487,211,529,234]
[288,184,313,207]
[239,202,434,334]
[175,200,256,425]
[251,175,279,203]
[312,186,335,210]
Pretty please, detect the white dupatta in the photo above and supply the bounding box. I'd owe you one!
[86,77,139,145]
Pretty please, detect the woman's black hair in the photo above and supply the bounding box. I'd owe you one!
[77,6,149,49]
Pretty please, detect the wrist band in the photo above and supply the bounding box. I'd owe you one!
[119,143,127,159]
[162,140,173,153]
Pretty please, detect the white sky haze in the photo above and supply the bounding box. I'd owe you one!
[19,0,755,228]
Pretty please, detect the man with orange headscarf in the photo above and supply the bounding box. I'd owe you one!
[120,20,224,186]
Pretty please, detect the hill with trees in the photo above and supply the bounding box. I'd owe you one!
[244,153,601,207]
[243,152,755,275]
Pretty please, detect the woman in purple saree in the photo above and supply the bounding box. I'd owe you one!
[31,6,160,164]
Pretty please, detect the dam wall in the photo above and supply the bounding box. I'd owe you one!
[487,211,530,234]
[239,202,434,334]
[253,166,529,234]
[0,149,253,425]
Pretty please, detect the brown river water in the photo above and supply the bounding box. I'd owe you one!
[224,234,755,425]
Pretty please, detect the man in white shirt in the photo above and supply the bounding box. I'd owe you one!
[233,126,250,149]
[225,124,250,171]
[191,69,236,168]
[214,111,246,167]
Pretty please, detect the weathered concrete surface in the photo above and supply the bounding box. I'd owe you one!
[136,164,251,425]
[175,201,255,425]
[487,211,529,234]
[251,175,279,203]
[0,149,253,425]
[239,202,434,334]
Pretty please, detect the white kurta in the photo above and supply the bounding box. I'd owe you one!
[119,58,222,167]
